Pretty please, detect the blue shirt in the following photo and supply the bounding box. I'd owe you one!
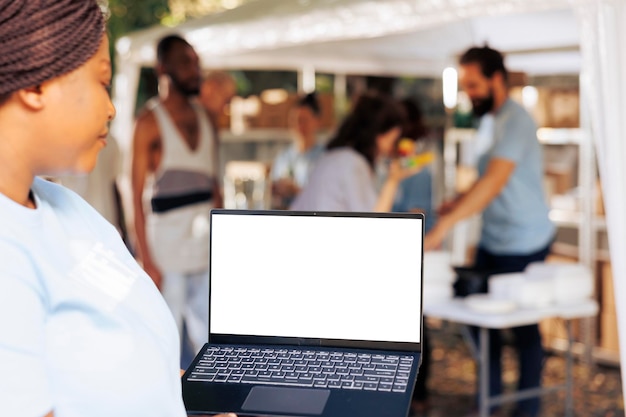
[392,169,436,233]
[477,99,555,254]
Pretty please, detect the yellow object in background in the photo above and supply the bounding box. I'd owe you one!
[401,151,435,168]
[397,138,415,156]
[396,138,434,168]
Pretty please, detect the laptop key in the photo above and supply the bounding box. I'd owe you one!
[356,376,379,383]
[328,380,342,389]
[378,383,393,392]
[364,370,395,377]
[363,382,378,391]
[393,384,408,393]
[189,374,215,382]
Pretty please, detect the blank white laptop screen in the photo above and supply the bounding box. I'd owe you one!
[210,213,423,344]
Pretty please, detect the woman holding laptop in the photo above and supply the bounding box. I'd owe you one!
[0,1,235,416]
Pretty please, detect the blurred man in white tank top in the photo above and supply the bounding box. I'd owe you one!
[131,35,221,362]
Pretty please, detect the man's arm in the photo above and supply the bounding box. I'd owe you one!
[424,157,515,250]
[131,111,162,288]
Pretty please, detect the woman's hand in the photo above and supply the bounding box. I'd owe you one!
[387,159,424,183]
[272,178,299,199]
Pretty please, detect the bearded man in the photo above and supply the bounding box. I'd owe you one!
[425,46,555,417]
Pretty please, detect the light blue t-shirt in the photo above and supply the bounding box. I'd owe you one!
[477,99,555,254]
[0,178,186,417]
[270,142,325,187]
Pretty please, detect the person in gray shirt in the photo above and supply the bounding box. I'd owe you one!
[290,92,417,212]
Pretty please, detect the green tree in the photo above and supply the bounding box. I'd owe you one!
[105,0,171,71]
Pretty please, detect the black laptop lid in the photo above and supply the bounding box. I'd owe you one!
[208,210,424,352]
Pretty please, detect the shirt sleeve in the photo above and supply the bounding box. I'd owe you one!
[491,110,535,164]
[0,241,53,417]
[270,150,290,181]
[342,156,378,212]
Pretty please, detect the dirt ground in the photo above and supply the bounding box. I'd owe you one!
[414,321,624,417]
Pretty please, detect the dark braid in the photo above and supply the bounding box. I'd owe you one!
[0,0,105,96]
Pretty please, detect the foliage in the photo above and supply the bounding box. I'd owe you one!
[105,0,171,71]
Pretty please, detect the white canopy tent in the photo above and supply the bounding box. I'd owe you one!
[112,0,626,397]
[112,0,584,148]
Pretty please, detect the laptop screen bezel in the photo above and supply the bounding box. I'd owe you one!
[208,209,425,353]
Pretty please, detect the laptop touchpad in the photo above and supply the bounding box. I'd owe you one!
[242,386,330,415]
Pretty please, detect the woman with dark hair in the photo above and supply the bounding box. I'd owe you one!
[270,92,325,209]
[0,1,235,416]
[290,92,416,212]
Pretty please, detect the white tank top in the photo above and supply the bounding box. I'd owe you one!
[146,98,216,274]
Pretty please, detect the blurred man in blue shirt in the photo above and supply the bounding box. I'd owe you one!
[425,46,555,417]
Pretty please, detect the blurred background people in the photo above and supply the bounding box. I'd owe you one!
[131,34,218,364]
[290,92,416,212]
[425,46,555,417]
[200,70,237,130]
[200,70,237,116]
[392,98,439,231]
[199,69,237,208]
[270,92,324,209]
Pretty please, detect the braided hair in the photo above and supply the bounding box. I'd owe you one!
[0,0,105,102]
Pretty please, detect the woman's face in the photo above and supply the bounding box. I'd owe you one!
[290,106,319,143]
[34,35,115,175]
[376,126,402,158]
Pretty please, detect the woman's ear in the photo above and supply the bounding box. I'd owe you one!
[15,85,45,110]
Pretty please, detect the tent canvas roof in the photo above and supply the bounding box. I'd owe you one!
[117,0,581,77]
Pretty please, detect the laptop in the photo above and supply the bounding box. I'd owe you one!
[182,209,424,417]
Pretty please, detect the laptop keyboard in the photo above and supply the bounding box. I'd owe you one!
[188,346,414,393]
